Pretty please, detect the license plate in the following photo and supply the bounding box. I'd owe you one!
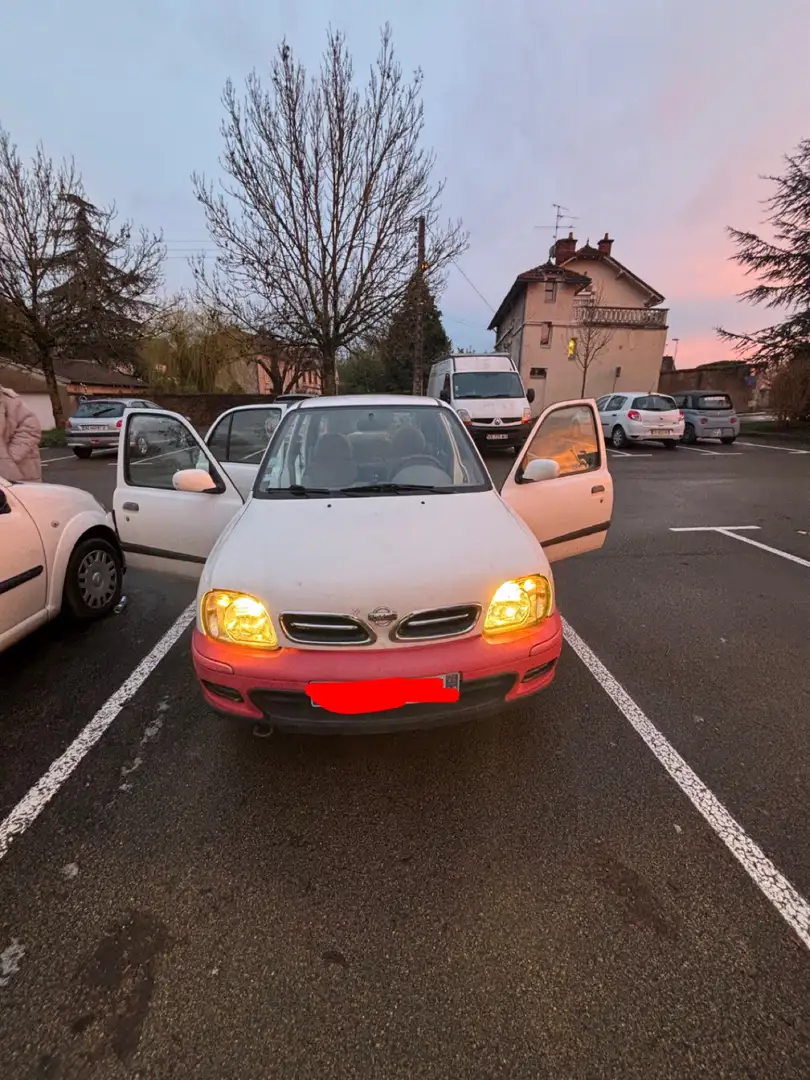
[486,433,509,441]
[650,429,671,436]
[714,429,733,437]
[83,425,107,431]
[308,672,460,713]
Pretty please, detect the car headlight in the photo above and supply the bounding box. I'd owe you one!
[201,590,279,649]
[522,407,532,423]
[457,408,472,424]
[484,575,553,635]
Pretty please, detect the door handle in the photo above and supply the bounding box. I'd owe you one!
[591,485,605,494]
[123,501,139,511]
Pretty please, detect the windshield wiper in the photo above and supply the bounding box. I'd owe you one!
[277,484,332,497]
[340,482,439,495]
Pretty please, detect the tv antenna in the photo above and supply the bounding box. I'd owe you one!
[534,203,579,241]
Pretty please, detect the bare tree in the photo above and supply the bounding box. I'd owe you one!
[0,130,80,425]
[192,25,467,394]
[0,127,164,426]
[570,283,615,396]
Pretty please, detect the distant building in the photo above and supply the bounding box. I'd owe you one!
[0,357,147,429]
[489,233,669,411]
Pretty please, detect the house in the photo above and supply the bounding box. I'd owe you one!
[0,357,147,429]
[488,233,669,411]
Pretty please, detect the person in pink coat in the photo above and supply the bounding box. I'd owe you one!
[0,385,43,481]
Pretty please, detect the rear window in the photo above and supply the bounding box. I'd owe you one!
[72,401,127,418]
[631,395,677,412]
[695,394,733,410]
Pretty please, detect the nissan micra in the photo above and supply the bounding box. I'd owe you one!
[113,395,613,732]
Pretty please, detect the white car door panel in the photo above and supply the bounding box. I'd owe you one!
[0,486,48,647]
[205,404,285,499]
[500,399,613,563]
[114,410,244,580]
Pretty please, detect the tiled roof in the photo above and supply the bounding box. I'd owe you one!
[488,262,591,331]
[563,245,665,306]
[53,359,147,387]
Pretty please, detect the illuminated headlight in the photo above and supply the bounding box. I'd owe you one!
[201,590,279,649]
[457,408,472,424]
[522,407,532,423]
[484,575,553,635]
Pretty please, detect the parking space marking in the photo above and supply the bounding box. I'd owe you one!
[737,441,810,455]
[608,450,652,458]
[563,617,810,952]
[672,526,810,569]
[0,602,195,864]
[41,454,79,465]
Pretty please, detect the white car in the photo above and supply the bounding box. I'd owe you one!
[112,394,614,733]
[596,392,684,450]
[1,476,124,653]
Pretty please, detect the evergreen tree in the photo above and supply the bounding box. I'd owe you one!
[718,138,810,364]
[379,275,451,393]
[47,194,163,370]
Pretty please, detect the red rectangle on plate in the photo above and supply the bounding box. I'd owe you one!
[306,677,460,715]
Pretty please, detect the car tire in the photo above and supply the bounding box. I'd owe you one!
[682,423,697,445]
[611,426,628,449]
[62,535,124,622]
[662,440,678,450]
[134,433,151,458]
[72,447,93,459]
[721,437,736,445]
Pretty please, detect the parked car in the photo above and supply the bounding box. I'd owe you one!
[112,394,614,734]
[0,476,124,652]
[274,392,320,404]
[671,392,739,445]
[596,392,684,449]
[204,402,294,497]
[66,397,163,459]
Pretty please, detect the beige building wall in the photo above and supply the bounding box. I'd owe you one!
[518,260,667,413]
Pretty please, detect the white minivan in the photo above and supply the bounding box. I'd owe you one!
[427,354,535,455]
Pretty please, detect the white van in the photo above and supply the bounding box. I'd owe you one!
[427,354,535,454]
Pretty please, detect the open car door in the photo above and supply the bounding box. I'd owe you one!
[113,410,244,580]
[204,403,285,499]
[500,399,613,563]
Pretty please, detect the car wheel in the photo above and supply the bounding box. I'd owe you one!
[611,426,628,449]
[721,437,736,445]
[63,536,124,622]
[662,440,678,450]
[72,447,93,459]
[135,433,151,457]
[682,423,696,444]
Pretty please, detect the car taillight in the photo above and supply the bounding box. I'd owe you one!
[678,410,684,420]
[116,419,123,429]
[627,410,641,421]
[64,419,72,429]
[730,416,737,423]
[700,417,708,424]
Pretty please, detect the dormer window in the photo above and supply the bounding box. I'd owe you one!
[544,281,557,303]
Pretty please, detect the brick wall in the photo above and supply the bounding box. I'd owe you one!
[149,392,276,427]
[658,365,760,413]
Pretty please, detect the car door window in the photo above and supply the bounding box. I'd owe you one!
[228,408,283,462]
[207,414,232,460]
[520,403,600,477]
[606,395,626,411]
[125,415,212,489]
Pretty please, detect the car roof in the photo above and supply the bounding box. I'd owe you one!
[296,394,441,409]
[605,390,675,398]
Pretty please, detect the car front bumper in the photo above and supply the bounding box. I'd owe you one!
[191,611,563,733]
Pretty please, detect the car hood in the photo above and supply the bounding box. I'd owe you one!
[201,489,548,648]
[459,399,526,418]
[8,480,106,515]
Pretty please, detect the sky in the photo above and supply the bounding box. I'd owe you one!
[2,0,808,368]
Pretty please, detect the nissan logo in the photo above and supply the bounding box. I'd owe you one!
[368,606,397,627]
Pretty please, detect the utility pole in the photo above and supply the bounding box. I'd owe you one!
[413,215,426,395]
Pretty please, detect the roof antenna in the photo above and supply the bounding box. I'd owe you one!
[534,203,579,260]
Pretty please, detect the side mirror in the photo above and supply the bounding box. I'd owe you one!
[0,490,9,515]
[521,458,560,483]
[439,388,450,403]
[526,387,535,404]
[172,468,219,493]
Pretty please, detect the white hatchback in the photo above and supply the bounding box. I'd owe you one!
[596,392,684,450]
[112,394,615,733]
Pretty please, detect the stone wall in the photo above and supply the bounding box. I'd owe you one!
[658,363,765,414]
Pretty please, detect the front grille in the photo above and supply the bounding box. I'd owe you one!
[471,417,522,425]
[250,673,516,728]
[279,613,373,646]
[394,604,480,641]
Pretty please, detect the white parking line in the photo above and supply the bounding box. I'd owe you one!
[672,526,810,569]
[737,441,810,455]
[608,450,653,458]
[563,618,810,952]
[41,454,78,465]
[0,603,195,864]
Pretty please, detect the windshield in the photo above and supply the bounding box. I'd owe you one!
[696,394,733,410]
[72,401,127,418]
[631,395,678,412]
[452,371,525,399]
[254,404,491,497]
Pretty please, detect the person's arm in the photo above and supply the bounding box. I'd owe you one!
[9,404,42,462]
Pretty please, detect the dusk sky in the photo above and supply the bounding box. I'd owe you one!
[2,0,808,367]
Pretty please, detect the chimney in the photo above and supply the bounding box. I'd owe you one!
[554,231,577,265]
[597,232,614,257]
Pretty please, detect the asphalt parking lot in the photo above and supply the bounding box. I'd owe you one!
[1,438,809,1078]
